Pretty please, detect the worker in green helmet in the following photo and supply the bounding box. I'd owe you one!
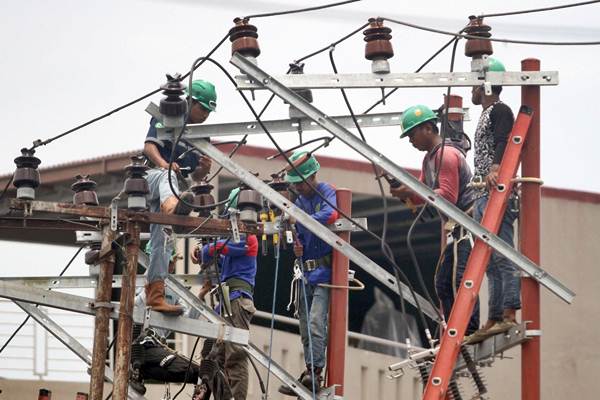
[468,57,521,343]
[392,104,480,336]
[279,151,339,395]
[142,79,216,315]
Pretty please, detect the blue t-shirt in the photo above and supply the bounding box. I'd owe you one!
[144,117,201,177]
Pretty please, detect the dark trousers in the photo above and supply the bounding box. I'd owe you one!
[140,344,199,383]
[435,240,480,335]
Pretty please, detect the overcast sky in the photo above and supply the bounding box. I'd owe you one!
[1,0,600,193]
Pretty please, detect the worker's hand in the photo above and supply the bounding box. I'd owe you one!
[485,164,500,191]
[390,185,413,200]
[198,281,213,300]
[192,156,212,181]
[160,160,180,173]
[293,242,303,257]
[190,245,200,264]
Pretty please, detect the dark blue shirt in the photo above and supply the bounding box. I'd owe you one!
[144,117,201,177]
[295,182,338,284]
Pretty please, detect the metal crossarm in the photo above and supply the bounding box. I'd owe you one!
[0,274,203,290]
[155,110,470,141]
[0,281,249,345]
[191,139,440,320]
[14,301,146,400]
[423,106,533,399]
[230,52,574,304]
[234,71,558,90]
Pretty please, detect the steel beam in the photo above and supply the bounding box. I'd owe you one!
[14,301,146,400]
[0,274,203,290]
[156,110,470,141]
[230,53,574,304]
[0,281,249,345]
[234,71,558,90]
[191,139,439,320]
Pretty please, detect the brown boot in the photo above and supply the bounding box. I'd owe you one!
[145,280,183,315]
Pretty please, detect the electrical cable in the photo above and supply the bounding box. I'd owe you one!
[296,22,370,63]
[362,30,465,115]
[0,245,85,355]
[327,47,441,335]
[478,0,600,18]
[266,136,332,160]
[264,241,281,394]
[171,335,201,400]
[244,0,361,19]
[25,31,230,152]
[383,16,600,46]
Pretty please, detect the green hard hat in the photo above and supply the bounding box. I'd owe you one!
[187,80,217,112]
[226,187,240,210]
[400,105,437,138]
[488,57,506,72]
[285,151,320,183]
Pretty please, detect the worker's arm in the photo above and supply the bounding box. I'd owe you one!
[202,235,259,259]
[143,117,180,172]
[433,148,460,204]
[190,155,212,181]
[312,183,339,224]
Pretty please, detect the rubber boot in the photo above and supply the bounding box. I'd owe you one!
[145,280,183,315]
[161,192,194,215]
[129,362,147,395]
[300,366,323,392]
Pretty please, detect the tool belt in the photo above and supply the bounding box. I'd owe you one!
[303,255,332,272]
[225,277,254,296]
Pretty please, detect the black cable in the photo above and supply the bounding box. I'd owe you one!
[362,31,464,115]
[266,136,332,160]
[478,0,600,18]
[0,174,14,203]
[104,390,113,400]
[327,48,441,333]
[26,32,230,152]
[0,245,85,354]
[296,22,370,63]
[244,0,361,19]
[171,336,201,400]
[383,16,600,46]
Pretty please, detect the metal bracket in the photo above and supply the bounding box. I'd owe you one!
[525,329,542,337]
[261,217,366,235]
[110,201,118,231]
[229,211,241,243]
[154,106,471,141]
[230,52,574,304]
[234,70,559,90]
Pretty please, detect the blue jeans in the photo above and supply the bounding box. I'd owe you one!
[435,239,480,335]
[145,168,179,283]
[298,280,330,369]
[474,195,521,321]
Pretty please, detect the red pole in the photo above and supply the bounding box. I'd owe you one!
[520,58,541,400]
[326,188,351,396]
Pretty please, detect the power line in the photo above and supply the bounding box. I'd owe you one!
[244,0,361,19]
[383,16,600,45]
[479,0,600,18]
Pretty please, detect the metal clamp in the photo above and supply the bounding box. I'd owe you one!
[229,210,241,243]
[110,201,118,231]
[89,301,114,310]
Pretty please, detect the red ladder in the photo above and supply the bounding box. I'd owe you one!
[423,105,534,399]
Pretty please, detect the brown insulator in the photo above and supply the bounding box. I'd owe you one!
[13,148,41,200]
[85,242,102,265]
[190,180,215,217]
[124,155,150,210]
[464,16,493,58]
[159,74,187,128]
[229,17,261,59]
[75,393,89,400]
[237,188,262,223]
[37,389,52,400]
[443,94,463,122]
[268,174,290,209]
[71,174,99,206]
[363,18,394,74]
[286,62,313,118]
